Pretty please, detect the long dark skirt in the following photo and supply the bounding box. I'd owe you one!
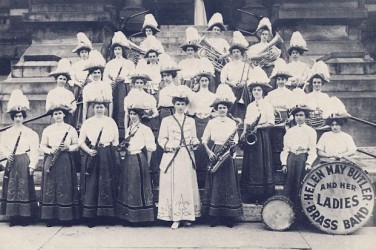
[203,145,243,217]
[240,129,275,203]
[194,116,211,188]
[269,127,285,171]
[283,153,307,210]
[112,81,130,130]
[0,154,38,218]
[230,87,247,119]
[40,152,80,221]
[81,146,117,218]
[116,153,155,222]
[70,85,82,130]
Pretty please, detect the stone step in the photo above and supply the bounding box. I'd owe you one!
[327,74,376,92]
[325,57,376,75]
[11,61,57,78]
[0,77,55,95]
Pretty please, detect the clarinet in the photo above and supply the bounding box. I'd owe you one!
[4,131,22,179]
[111,66,123,90]
[85,127,104,175]
[47,127,71,173]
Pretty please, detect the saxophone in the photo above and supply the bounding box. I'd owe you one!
[208,117,241,173]
[239,114,261,147]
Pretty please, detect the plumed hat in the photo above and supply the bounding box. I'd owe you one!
[160,55,181,74]
[307,61,330,84]
[288,31,309,55]
[269,59,292,79]
[180,27,201,51]
[46,100,72,115]
[211,83,236,108]
[229,31,249,53]
[290,104,313,117]
[256,17,272,34]
[247,66,273,92]
[83,50,106,72]
[130,64,152,82]
[142,14,161,33]
[207,12,226,31]
[171,85,191,103]
[7,90,30,113]
[87,89,112,104]
[325,97,351,125]
[72,32,93,53]
[49,58,72,80]
[111,31,130,49]
[195,58,215,79]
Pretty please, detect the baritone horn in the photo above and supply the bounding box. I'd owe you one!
[198,34,230,72]
[127,40,146,65]
[250,32,284,68]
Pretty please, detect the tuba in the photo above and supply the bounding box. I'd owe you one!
[198,34,230,72]
[208,116,242,173]
[250,33,284,68]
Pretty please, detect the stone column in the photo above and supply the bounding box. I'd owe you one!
[120,0,146,32]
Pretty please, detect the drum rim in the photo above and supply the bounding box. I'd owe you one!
[261,195,295,231]
[299,161,375,235]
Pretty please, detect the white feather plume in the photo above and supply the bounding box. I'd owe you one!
[290,31,307,49]
[215,83,236,103]
[7,89,30,113]
[232,31,249,47]
[256,17,272,33]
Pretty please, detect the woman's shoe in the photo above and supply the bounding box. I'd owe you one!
[183,221,192,227]
[171,221,180,229]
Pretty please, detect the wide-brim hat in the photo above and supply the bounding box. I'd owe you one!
[83,63,105,72]
[229,44,247,53]
[195,71,215,79]
[141,14,161,33]
[290,104,313,116]
[144,48,161,58]
[180,42,201,52]
[130,73,152,82]
[325,112,351,125]
[210,97,233,108]
[72,32,93,53]
[141,24,161,33]
[47,104,72,115]
[207,12,226,31]
[270,69,292,79]
[287,46,308,55]
[6,90,30,113]
[307,73,330,84]
[88,99,112,104]
[207,22,226,32]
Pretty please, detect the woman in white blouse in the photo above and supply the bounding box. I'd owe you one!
[79,99,119,227]
[240,67,275,204]
[317,113,356,161]
[0,90,39,226]
[116,103,156,225]
[103,31,135,129]
[39,105,80,226]
[139,14,165,53]
[202,96,243,228]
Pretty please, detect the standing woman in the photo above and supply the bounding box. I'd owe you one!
[187,69,217,187]
[46,58,77,125]
[82,50,113,122]
[104,31,135,131]
[139,14,165,53]
[137,48,162,97]
[39,103,80,227]
[69,32,92,129]
[240,67,275,204]
[78,93,119,227]
[202,92,243,228]
[157,87,201,229]
[116,102,156,225]
[0,90,39,226]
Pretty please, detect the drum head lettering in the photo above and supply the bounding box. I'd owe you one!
[300,162,375,234]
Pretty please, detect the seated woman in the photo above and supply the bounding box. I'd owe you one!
[0,90,39,226]
[157,86,201,229]
[103,31,135,129]
[40,103,80,227]
[78,93,119,228]
[82,50,113,122]
[246,17,281,77]
[116,102,156,225]
[46,58,77,125]
[139,14,165,54]
[202,90,243,228]
[317,100,356,161]
[137,48,162,96]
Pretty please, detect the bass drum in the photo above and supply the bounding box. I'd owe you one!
[262,195,295,231]
[301,161,375,234]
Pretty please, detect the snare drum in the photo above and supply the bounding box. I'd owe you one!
[301,161,375,234]
[262,195,295,231]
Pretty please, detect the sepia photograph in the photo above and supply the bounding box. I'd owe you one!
[0,0,375,249]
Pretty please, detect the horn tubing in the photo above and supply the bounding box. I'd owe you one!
[0,112,50,132]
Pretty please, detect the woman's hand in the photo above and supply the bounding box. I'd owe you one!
[87,149,97,157]
[207,150,217,162]
[282,165,287,174]
[59,143,69,152]
[29,167,35,176]
[7,153,14,163]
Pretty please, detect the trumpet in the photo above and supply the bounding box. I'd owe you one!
[197,34,230,72]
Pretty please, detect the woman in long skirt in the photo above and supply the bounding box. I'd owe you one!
[240,67,275,204]
[79,98,119,227]
[157,87,201,229]
[116,103,156,224]
[39,105,80,226]
[0,90,39,226]
[202,96,243,227]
